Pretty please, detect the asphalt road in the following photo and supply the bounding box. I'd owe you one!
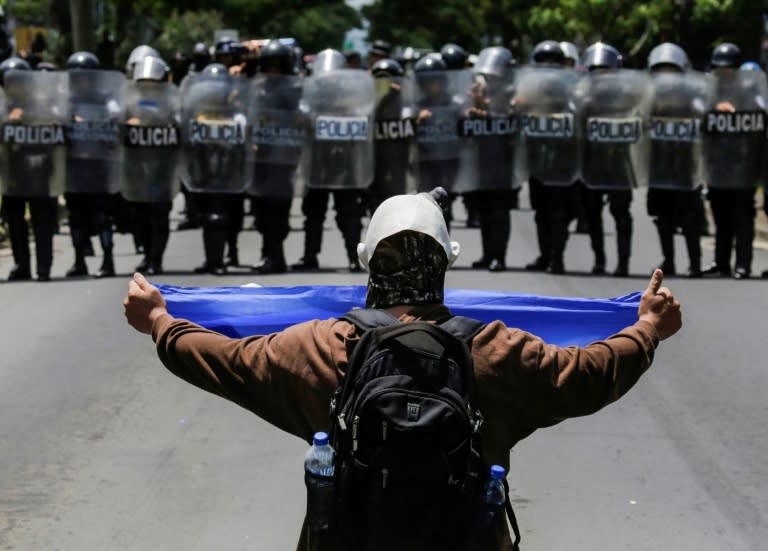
[1,189,767,550]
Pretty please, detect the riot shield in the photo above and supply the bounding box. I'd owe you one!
[453,71,518,193]
[179,73,251,194]
[0,71,67,198]
[65,69,125,194]
[122,80,180,202]
[646,71,710,190]
[702,70,768,190]
[412,70,471,192]
[301,69,374,190]
[247,75,304,198]
[515,67,582,187]
[371,75,415,199]
[580,69,653,190]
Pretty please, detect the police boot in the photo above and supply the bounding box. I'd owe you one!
[343,233,363,273]
[147,222,169,276]
[292,216,323,271]
[527,215,551,271]
[655,219,676,276]
[66,227,89,277]
[472,223,492,269]
[8,264,32,281]
[683,228,701,278]
[488,208,510,272]
[225,244,240,268]
[195,227,228,276]
[549,215,570,275]
[613,229,632,277]
[94,228,116,278]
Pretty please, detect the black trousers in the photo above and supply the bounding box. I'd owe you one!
[64,192,115,263]
[583,188,633,268]
[132,201,172,267]
[647,188,702,272]
[2,195,55,277]
[300,188,366,263]
[463,190,516,264]
[529,179,580,264]
[708,188,755,271]
[196,193,242,269]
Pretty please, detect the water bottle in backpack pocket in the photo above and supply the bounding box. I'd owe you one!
[470,465,508,549]
[304,431,336,532]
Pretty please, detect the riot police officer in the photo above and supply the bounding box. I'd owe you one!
[580,43,642,277]
[560,41,580,69]
[461,46,517,271]
[701,43,766,279]
[249,40,303,274]
[123,55,179,275]
[125,45,161,78]
[367,40,391,68]
[292,49,372,272]
[214,40,249,267]
[181,63,249,275]
[189,43,211,75]
[368,58,413,213]
[645,43,705,278]
[0,57,60,281]
[523,40,579,274]
[64,51,124,278]
[413,54,463,228]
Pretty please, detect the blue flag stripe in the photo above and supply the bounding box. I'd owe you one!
[157,284,641,347]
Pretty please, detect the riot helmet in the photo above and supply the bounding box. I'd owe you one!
[126,45,161,75]
[440,43,467,70]
[369,39,392,65]
[710,43,742,69]
[66,51,100,70]
[560,41,580,67]
[532,41,565,65]
[313,49,346,75]
[740,61,762,72]
[36,62,56,72]
[214,40,246,68]
[0,56,30,86]
[414,53,447,73]
[200,63,229,80]
[133,55,170,82]
[371,58,404,78]
[648,42,689,73]
[583,42,622,71]
[258,40,293,75]
[474,47,512,78]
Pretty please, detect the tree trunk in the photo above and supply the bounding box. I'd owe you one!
[69,0,94,52]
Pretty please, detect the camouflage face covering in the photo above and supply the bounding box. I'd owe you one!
[366,230,448,308]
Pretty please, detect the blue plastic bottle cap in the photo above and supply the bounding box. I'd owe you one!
[490,465,506,479]
[313,432,329,446]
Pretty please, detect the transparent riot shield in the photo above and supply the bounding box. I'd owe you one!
[515,67,582,187]
[453,71,518,193]
[580,69,653,190]
[122,80,180,202]
[0,71,67,197]
[247,75,304,198]
[65,69,125,194]
[371,75,415,200]
[646,71,710,190]
[301,69,374,190]
[179,73,251,194]
[412,70,471,192]
[702,70,768,190]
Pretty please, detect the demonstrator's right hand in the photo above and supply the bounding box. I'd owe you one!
[638,269,682,341]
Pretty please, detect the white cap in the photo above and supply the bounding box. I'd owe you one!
[357,192,460,271]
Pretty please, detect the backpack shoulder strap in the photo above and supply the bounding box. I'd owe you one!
[339,308,401,332]
[439,315,486,345]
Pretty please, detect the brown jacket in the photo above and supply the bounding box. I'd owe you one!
[151,304,659,549]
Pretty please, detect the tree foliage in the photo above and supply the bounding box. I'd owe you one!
[362,0,766,68]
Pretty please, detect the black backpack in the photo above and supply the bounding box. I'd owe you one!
[327,308,521,550]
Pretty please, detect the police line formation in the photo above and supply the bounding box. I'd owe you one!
[2,38,768,282]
